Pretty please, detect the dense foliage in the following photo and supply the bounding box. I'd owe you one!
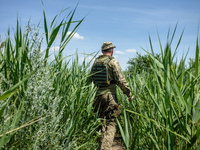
[0,7,101,150]
[127,52,161,74]
[0,6,200,150]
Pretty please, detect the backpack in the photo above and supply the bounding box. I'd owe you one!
[91,57,112,87]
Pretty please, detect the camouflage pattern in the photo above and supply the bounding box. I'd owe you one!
[101,42,116,51]
[93,94,120,150]
[95,55,132,99]
[92,54,131,150]
[101,121,116,150]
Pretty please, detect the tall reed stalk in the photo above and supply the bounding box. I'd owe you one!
[0,6,101,150]
[1,4,200,150]
[117,26,200,149]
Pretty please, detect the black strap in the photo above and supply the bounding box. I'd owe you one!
[110,80,117,84]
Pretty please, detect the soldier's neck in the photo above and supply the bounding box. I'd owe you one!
[103,53,112,56]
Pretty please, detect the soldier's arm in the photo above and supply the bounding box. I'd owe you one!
[110,59,132,99]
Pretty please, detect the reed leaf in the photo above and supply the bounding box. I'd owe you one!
[0,69,37,101]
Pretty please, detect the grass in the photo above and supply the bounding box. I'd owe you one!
[0,5,200,150]
[117,26,200,149]
[0,6,101,150]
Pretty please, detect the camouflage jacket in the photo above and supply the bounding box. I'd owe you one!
[91,55,132,99]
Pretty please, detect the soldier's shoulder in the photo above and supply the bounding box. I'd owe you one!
[108,58,120,69]
[109,57,119,64]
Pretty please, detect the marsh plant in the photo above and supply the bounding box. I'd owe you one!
[0,6,101,150]
[0,5,200,150]
[117,26,200,150]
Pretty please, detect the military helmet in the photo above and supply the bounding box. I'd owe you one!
[101,42,116,51]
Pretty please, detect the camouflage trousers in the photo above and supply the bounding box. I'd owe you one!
[93,93,122,150]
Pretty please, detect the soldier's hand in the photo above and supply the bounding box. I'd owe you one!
[129,96,134,102]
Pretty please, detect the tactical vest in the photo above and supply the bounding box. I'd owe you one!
[91,56,113,87]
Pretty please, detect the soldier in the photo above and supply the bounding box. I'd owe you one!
[91,41,134,150]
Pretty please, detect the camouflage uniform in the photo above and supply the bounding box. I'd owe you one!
[92,42,132,150]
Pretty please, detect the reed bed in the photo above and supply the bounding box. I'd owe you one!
[0,6,200,150]
[117,26,200,150]
[0,7,101,150]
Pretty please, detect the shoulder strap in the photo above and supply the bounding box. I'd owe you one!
[103,56,113,65]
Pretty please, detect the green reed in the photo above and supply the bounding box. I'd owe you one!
[0,5,200,150]
[0,6,101,150]
[117,26,200,150]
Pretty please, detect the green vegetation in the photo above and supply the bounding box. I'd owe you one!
[119,25,200,149]
[0,6,200,150]
[127,52,161,74]
[0,7,100,150]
